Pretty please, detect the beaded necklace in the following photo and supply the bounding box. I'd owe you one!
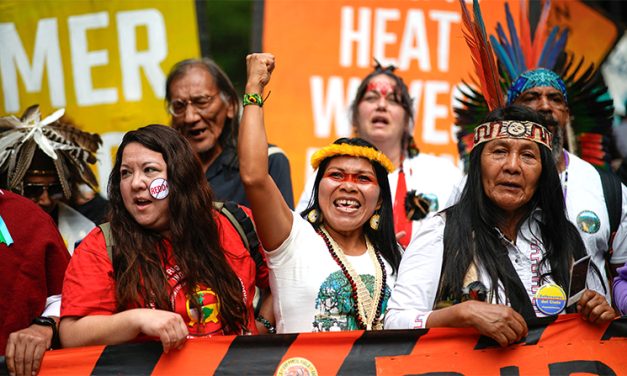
[317,226,387,330]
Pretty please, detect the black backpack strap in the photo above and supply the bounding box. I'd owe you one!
[597,168,622,256]
[213,201,264,270]
[98,222,114,261]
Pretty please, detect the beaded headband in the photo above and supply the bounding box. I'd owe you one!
[507,68,568,105]
[311,144,395,173]
[473,120,553,150]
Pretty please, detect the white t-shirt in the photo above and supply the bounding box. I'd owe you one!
[267,212,397,333]
[385,213,606,329]
[296,153,462,228]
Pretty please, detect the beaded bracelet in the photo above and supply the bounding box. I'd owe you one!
[243,93,264,107]
[255,314,276,334]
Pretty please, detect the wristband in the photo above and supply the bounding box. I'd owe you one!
[255,314,276,334]
[243,93,263,107]
[32,316,60,349]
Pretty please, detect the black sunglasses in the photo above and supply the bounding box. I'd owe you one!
[23,183,64,199]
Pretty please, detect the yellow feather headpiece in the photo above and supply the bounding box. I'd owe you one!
[310,143,395,173]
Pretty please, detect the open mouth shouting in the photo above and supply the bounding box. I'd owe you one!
[371,115,389,127]
[334,198,361,213]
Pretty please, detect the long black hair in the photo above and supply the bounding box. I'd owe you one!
[437,105,587,306]
[301,137,402,273]
[108,124,248,334]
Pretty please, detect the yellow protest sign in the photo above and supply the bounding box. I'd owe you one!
[0,0,199,188]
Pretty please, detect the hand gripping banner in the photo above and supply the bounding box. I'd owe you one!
[1,314,625,375]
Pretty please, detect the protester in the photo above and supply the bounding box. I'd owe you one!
[385,106,616,345]
[507,69,627,299]
[165,57,294,208]
[60,125,267,351]
[239,53,402,332]
[297,64,461,248]
[453,0,626,301]
[1,189,70,376]
[0,105,102,253]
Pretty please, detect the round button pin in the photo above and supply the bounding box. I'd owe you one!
[534,283,566,315]
[149,178,169,200]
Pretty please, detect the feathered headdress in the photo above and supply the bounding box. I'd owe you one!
[454,0,614,170]
[454,0,506,170]
[0,105,102,198]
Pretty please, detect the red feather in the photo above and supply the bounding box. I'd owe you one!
[459,0,505,111]
[519,0,533,68]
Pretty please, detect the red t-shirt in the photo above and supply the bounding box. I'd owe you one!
[61,210,266,336]
[0,190,70,354]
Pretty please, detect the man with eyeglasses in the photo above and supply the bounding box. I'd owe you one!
[508,69,627,303]
[165,58,294,209]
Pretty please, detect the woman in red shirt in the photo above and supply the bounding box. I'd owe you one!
[60,125,256,352]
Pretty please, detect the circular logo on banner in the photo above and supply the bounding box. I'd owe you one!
[149,178,169,200]
[276,357,318,376]
[534,283,566,315]
[576,210,600,234]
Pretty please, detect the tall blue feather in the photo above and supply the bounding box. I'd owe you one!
[504,2,526,75]
[491,35,517,78]
[495,24,516,69]
[473,0,488,38]
[547,29,569,69]
[537,27,559,68]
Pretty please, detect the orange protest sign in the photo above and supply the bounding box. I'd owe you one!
[19,315,625,375]
[263,0,512,197]
[262,0,619,200]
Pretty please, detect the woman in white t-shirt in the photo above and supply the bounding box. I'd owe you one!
[239,54,402,333]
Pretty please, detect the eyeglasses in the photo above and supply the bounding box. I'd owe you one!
[167,95,215,117]
[23,183,64,200]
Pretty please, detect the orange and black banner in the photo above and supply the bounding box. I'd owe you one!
[1,314,625,375]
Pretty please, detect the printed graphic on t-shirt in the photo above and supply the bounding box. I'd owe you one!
[185,287,222,336]
[167,264,223,336]
[312,270,390,332]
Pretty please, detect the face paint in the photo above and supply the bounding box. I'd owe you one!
[323,170,378,186]
[366,80,396,97]
[149,178,170,200]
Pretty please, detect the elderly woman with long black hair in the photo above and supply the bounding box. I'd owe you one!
[60,125,264,352]
[385,105,615,346]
